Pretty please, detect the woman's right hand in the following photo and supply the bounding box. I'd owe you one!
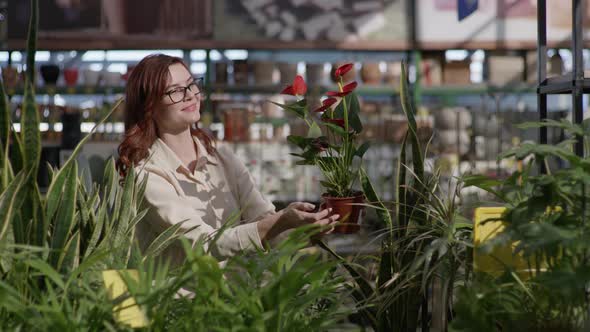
[257,202,339,243]
[277,202,340,232]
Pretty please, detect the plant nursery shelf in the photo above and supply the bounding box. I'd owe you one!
[6,36,410,51]
[537,75,590,95]
[421,83,536,96]
[7,36,586,52]
[6,84,539,98]
[6,86,125,96]
[210,84,399,97]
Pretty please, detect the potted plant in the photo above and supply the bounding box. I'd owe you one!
[272,63,370,233]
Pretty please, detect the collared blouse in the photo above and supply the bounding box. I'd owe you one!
[135,136,275,266]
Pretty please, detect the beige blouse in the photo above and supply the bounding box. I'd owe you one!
[135,136,276,266]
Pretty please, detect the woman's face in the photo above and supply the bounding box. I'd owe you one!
[155,63,202,133]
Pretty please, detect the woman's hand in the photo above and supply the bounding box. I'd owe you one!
[278,202,339,231]
[257,202,339,243]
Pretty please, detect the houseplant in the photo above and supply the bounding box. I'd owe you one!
[313,62,473,331]
[274,64,370,233]
[451,119,590,331]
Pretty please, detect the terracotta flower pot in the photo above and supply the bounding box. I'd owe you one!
[222,104,251,142]
[360,62,381,85]
[63,68,79,86]
[2,66,19,89]
[321,191,364,234]
[233,60,250,85]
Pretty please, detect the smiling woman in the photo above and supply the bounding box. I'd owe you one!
[116,54,339,267]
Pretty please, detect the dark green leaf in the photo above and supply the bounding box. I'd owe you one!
[21,81,40,176]
[360,167,392,228]
[322,121,346,136]
[45,163,72,224]
[0,170,30,241]
[462,174,506,201]
[500,143,579,165]
[26,0,38,84]
[60,230,80,273]
[286,135,312,150]
[270,99,307,119]
[0,76,9,183]
[355,141,371,159]
[332,93,363,134]
[397,132,408,232]
[316,240,375,303]
[26,258,65,290]
[83,203,106,260]
[49,162,78,269]
[400,62,424,181]
[9,131,24,176]
[142,221,197,262]
[518,119,584,136]
[346,93,363,133]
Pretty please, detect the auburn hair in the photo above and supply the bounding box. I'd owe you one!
[116,54,215,178]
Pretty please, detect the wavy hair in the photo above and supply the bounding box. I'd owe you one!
[116,54,215,178]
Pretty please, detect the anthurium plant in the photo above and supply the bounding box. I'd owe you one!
[273,63,369,199]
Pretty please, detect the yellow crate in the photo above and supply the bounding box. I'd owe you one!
[473,207,542,278]
[102,270,149,328]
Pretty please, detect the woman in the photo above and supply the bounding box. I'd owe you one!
[116,54,338,266]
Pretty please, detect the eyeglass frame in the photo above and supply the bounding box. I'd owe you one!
[163,77,204,104]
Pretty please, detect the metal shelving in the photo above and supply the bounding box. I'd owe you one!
[537,0,586,156]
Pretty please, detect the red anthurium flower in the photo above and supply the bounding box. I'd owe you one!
[334,63,353,79]
[323,118,345,128]
[280,75,307,96]
[326,81,358,97]
[313,97,338,113]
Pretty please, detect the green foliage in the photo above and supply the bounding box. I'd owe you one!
[0,229,348,331]
[318,61,473,331]
[452,119,590,331]
[274,75,368,197]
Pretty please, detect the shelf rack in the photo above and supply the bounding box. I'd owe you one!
[9,83,539,99]
[537,0,587,157]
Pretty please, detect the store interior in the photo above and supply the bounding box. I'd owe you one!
[3,1,590,330]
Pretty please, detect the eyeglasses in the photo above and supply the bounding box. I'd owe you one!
[164,77,204,104]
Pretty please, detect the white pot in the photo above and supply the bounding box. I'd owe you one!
[437,129,470,155]
[262,94,285,118]
[384,62,401,85]
[484,137,500,158]
[472,113,488,135]
[103,71,122,87]
[82,69,101,86]
[485,115,499,137]
[434,107,472,130]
